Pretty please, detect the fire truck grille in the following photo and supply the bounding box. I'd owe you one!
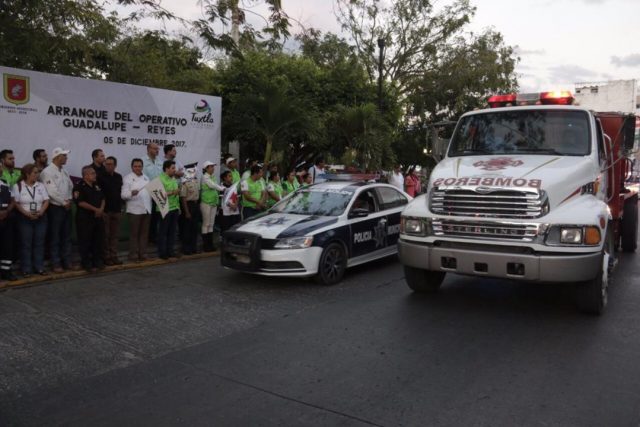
[432,220,539,242]
[430,188,547,219]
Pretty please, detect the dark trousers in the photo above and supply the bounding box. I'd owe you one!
[103,212,121,261]
[0,214,14,274]
[18,215,47,274]
[48,205,72,268]
[180,201,200,255]
[149,201,160,243]
[242,206,261,220]
[76,213,104,269]
[220,214,241,232]
[128,213,150,261]
[157,210,179,259]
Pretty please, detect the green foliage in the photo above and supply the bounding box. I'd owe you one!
[0,0,119,77]
[118,0,290,55]
[330,103,395,171]
[337,0,519,163]
[107,30,215,94]
[213,41,387,170]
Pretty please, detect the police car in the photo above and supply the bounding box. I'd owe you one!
[221,177,412,285]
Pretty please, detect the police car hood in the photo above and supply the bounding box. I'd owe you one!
[235,212,338,239]
[431,155,595,209]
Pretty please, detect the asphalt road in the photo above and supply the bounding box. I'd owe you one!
[1,245,640,426]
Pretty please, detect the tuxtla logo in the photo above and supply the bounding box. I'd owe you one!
[191,99,215,126]
[3,74,30,105]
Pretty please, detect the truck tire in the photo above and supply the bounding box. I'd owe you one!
[404,266,445,293]
[575,231,614,315]
[621,197,638,252]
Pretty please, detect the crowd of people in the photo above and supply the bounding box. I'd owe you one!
[0,144,331,282]
[381,163,423,197]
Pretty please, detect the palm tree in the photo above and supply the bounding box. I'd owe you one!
[334,103,393,170]
[241,81,306,165]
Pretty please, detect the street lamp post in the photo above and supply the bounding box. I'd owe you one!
[377,38,385,110]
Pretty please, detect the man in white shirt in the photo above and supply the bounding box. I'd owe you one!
[308,157,327,184]
[389,164,404,190]
[121,158,152,262]
[40,147,74,272]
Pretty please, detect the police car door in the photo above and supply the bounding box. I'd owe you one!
[348,188,386,258]
[375,186,409,247]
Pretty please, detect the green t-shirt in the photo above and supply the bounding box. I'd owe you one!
[231,169,241,184]
[1,168,20,187]
[241,177,264,208]
[282,179,299,195]
[159,173,180,211]
[267,181,283,207]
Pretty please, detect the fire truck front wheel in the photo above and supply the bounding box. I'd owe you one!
[575,232,614,315]
[404,266,446,293]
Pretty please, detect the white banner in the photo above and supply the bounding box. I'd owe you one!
[146,177,169,218]
[0,66,220,178]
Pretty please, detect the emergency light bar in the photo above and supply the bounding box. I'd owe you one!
[488,91,574,108]
[323,173,380,182]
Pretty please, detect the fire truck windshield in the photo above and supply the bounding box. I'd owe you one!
[448,110,591,157]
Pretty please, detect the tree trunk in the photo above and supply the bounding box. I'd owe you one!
[230,0,241,45]
[264,136,273,166]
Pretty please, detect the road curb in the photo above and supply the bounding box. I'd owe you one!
[0,251,219,291]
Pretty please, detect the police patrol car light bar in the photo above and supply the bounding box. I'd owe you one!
[323,173,380,182]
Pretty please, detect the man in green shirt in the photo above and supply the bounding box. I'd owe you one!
[157,160,181,260]
[0,150,20,187]
[240,165,267,219]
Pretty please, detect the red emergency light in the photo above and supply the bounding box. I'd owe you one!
[487,91,575,108]
[539,91,574,105]
[487,94,517,108]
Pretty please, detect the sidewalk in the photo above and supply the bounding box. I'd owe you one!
[0,239,220,290]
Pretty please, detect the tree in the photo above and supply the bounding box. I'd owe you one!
[117,0,290,55]
[336,0,518,116]
[107,30,216,94]
[0,0,119,77]
[331,104,395,171]
[239,81,308,165]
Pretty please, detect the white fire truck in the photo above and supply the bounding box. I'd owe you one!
[398,91,638,314]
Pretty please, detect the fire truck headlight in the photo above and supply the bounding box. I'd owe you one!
[401,217,430,236]
[546,225,601,246]
[560,227,583,244]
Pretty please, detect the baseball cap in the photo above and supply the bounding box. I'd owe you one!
[225,157,236,165]
[52,147,70,159]
[203,160,216,168]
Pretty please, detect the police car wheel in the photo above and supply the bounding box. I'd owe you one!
[404,266,445,293]
[315,243,347,286]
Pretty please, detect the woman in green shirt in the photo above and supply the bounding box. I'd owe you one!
[281,170,300,196]
[266,170,283,208]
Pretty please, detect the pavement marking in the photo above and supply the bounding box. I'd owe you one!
[0,252,219,291]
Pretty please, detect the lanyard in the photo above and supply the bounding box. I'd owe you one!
[25,184,37,201]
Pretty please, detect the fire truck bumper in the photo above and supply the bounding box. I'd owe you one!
[398,239,602,283]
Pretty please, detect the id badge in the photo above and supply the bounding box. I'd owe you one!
[29,202,37,213]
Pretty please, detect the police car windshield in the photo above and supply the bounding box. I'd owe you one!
[448,110,591,157]
[271,189,353,216]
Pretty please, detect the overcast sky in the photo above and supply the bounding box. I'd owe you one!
[136,0,640,92]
